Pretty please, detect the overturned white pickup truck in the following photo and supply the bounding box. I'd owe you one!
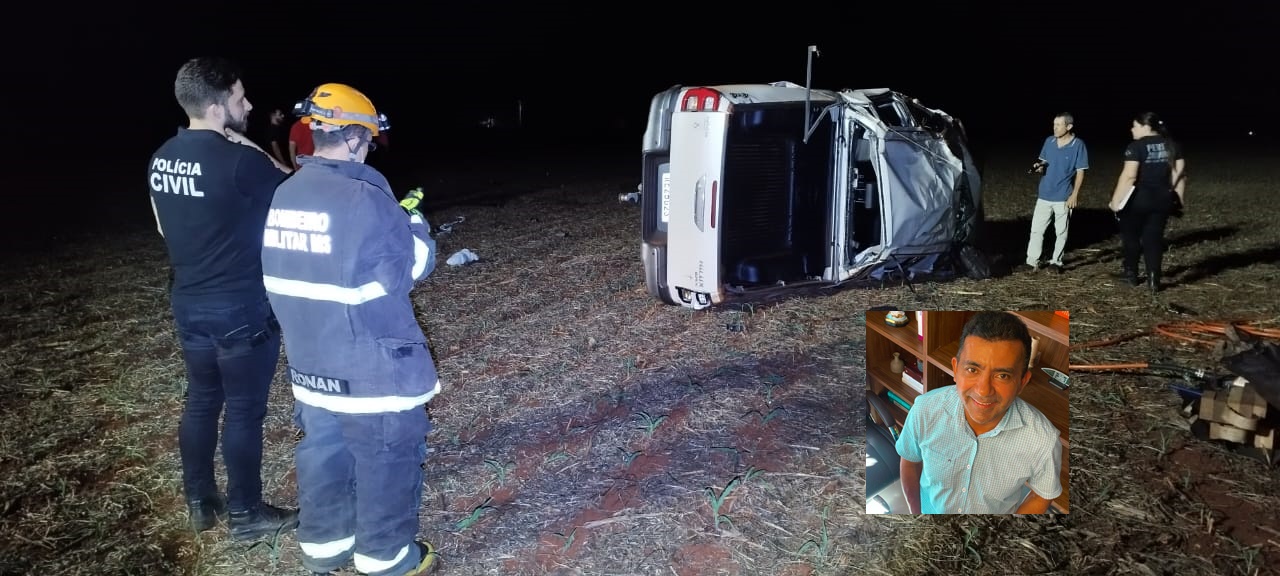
[637,81,986,310]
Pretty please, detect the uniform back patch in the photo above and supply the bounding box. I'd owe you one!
[289,366,351,395]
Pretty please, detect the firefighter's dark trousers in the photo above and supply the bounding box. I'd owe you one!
[293,402,430,576]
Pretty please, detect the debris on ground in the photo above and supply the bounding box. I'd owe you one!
[1075,320,1280,466]
[1189,380,1276,465]
[434,215,466,235]
[446,248,479,266]
[1190,324,1280,464]
[1218,324,1280,411]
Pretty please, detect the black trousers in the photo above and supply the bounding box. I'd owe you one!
[171,295,281,511]
[1117,208,1169,275]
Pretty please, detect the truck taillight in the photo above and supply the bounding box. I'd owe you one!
[681,88,727,112]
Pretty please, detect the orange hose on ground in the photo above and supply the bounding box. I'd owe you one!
[1069,320,1280,372]
[1076,320,1280,349]
[1154,321,1280,344]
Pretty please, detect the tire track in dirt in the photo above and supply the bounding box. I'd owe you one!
[430,370,743,560]
[426,351,858,574]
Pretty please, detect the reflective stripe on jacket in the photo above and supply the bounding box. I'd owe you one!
[262,156,439,414]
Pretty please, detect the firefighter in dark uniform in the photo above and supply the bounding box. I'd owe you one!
[148,56,300,542]
[260,83,440,576]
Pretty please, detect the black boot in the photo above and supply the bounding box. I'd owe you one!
[187,495,227,532]
[1112,266,1140,286]
[1148,270,1161,295]
[228,502,299,541]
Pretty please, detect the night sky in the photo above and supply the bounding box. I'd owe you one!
[9,2,1276,245]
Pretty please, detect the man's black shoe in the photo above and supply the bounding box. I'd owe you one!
[1111,267,1140,286]
[228,503,299,541]
[187,495,227,532]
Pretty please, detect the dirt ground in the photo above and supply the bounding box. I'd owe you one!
[1,142,1278,576]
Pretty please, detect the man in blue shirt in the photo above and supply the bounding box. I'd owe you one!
[896,311,1062,514]
[1024,113,1088,274]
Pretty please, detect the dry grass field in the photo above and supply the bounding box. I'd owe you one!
[1,141,1277,575]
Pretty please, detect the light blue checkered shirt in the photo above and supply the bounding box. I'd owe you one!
[895,385,1062,514]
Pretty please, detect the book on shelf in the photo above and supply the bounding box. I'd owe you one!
[901,365,924,394]
[885,390,912,412]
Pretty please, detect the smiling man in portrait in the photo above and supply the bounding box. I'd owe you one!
[895,311,1063,514]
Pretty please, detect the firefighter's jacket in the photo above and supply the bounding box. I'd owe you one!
[261,156,439,415]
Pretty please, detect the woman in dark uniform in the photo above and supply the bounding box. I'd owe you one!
[1108,112,1187,294]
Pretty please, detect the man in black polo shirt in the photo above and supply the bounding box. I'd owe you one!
[147,56,298,541]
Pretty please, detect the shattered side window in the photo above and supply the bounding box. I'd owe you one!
[875,101,907,127]
[892,97,919,127]
[910,102,949,135]
[872,96,917,128]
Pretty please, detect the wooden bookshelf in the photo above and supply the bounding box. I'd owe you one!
[865,310,1071,514]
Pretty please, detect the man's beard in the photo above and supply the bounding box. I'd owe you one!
[226,112,249,134]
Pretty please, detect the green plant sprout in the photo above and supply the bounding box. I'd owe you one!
[635,411,668,437]
[543,450,571,465]
[705,467,764,531]
[961,524,982,565]
[455,497,495,532]
[796,504,831,564]
[763,373,785,403]
[484,459,515,488]
[244,521,293,566]
[553,527,577,554]
[619,447,644,466]
[743,406,785,423]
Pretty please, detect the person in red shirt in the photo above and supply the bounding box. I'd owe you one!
[288,118,315,170]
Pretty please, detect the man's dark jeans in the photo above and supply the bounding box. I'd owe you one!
[171,294,281,512]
